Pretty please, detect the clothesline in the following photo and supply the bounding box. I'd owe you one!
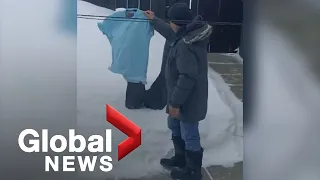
[77,14,242,26]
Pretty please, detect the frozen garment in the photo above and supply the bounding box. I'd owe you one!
[125,82,145,109]
[97,9,154,84]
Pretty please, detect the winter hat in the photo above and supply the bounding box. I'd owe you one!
[167,3,193,26]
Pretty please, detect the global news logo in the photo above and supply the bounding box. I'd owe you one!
[17,105,142,172]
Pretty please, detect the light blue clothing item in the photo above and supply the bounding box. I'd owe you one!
[97,9,154,84]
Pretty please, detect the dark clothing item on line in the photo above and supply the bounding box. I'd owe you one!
[125,82,145,109]
[144,75,167,110]
[144,18,177,110]
[126,18,174,110]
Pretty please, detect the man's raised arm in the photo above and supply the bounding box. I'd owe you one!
[145,10,176,41]
[151,17,176,41]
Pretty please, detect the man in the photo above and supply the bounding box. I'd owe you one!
[145,3,212,180]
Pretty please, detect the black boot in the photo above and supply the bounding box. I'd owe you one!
[160,136,186,170]
[170,149,203,180]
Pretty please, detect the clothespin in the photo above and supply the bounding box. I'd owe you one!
[125,9,137,18]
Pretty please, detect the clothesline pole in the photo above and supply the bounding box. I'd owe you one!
[150,0,152,10]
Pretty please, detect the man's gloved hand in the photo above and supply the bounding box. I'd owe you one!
[144,10,155,20]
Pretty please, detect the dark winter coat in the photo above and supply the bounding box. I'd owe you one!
[154,16,212,122]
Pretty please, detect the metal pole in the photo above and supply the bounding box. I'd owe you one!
[127,0,129,8]
[138,0,141,9]
[150,0,152,10]
[196,0,199,15]
[189,0,192,9]
[218,0,221,15]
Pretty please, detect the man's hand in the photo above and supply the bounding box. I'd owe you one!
[144,10,155,20]
[169,105,180,118]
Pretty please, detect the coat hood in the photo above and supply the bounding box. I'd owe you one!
[182,16,213,44]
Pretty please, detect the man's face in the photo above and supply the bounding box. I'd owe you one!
[169,22,178,32]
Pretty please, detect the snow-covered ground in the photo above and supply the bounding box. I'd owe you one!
[77,1,243,179]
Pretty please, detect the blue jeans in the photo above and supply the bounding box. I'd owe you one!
[167,115,201,151]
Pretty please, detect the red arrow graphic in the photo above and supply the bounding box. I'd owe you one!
[106,104,142,161]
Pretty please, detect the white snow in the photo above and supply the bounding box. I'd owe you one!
[77,0,243,179]
[116,8,126,12]
[0,0,76,132]
[0,1,78,177]
[222,51,243,63]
